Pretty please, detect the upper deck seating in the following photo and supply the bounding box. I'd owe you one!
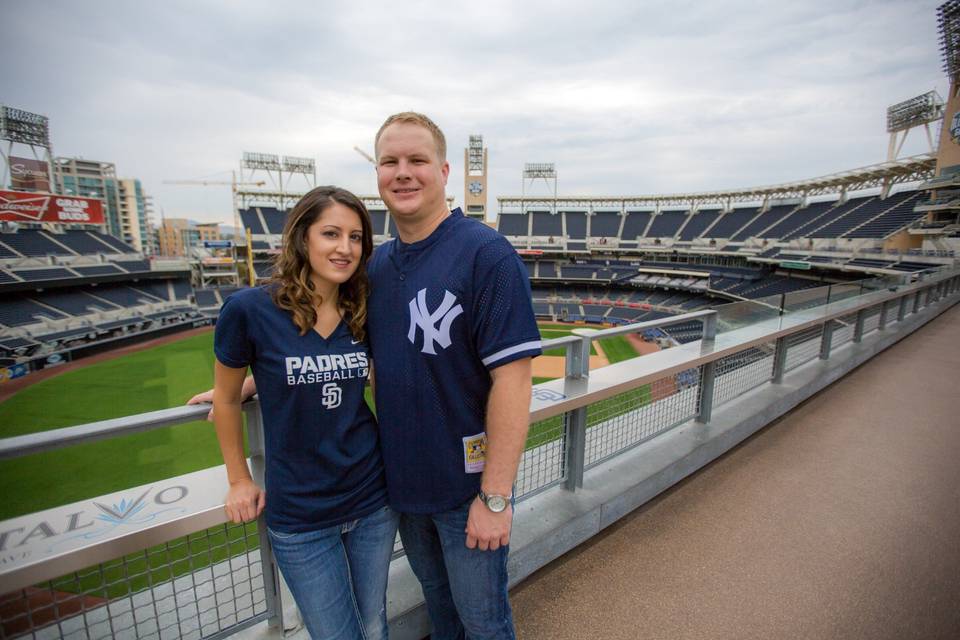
[560,265,596,279]
[72,265,124,276]
[621,212,652,241]
[91,232,137,253]
[497,212,529,237]
[808,195,882,238]
[251,240,270,251]
[114,260,151,273]
[590,212,621,237]
[0,241,20,258]
[370,210,388,236]
[531,212,562,236]
[782,197,871,240]
[705,207,760,238]
[91,285,160,307]
[731,204,797,240]
[844,192,924,238]
[261,207,287,234]
[55,230,120,255]
[239,209,266,235]
[539,262,558,278]
[678,210,721,241]
[761,201,835,239]
[564,212,587,240]
[12,268,77,282]
[194,290,219,306]
[646,210,688,238]
[0,229,75,257]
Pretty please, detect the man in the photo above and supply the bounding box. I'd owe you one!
[192,112,540,639]
[368,112,541,639]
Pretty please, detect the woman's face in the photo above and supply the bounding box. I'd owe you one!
[304,202,364,288]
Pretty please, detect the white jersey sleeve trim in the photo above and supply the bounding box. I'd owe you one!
[481,340,542,367]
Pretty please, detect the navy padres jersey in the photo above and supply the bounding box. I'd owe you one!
[215,286,387,532]
[367,208,542,513]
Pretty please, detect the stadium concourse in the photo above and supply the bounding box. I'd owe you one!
[510,303,960,640]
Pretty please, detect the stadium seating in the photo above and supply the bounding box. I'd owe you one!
[590,212,622,237]
[0,229,75,257]
[239,208,266,235]
[54,230,122,255]
[113,260,151,273]
[41,290,118,315]
[497,212,529,236]
[845,192,924,238]
[371,210,388,236]
[677,209,721,241]
[12,268,77,282]
[532,211,563,236]
[621,211,652,242]
[261,208,287,234]
[730,204,798,241]
[761,201,836,239]
[0,297,67,327]
[647,210,689,238]
[72,265,125,276]
[89,285,162,307]
[707,207,760,238]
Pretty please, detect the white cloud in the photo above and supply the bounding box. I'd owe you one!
[0,0,946,223]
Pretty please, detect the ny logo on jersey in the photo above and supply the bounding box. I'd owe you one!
[408,288,464,355]
[321,382,342,409]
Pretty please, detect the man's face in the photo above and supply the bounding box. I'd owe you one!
[375,122,450,222]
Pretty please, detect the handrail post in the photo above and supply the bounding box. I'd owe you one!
[819,320,835,360]
[696,312,718,424]
[564,331,594,491]
[772,336,788,383]
[897,294,908,323]
[853,309,866,343]
[245,402,284,633]
[913,289,922,314]
[878,300,889,331]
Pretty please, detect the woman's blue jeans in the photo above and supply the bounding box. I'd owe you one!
[267,505,399,640]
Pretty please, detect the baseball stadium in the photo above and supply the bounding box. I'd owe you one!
[2,4,960,640]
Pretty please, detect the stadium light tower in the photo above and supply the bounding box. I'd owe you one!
[886,91,944,161]
[522,162,558,213]
[464,135,488,221]
[0,105,55,193]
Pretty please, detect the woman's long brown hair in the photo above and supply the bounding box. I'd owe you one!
[267,186,374,341]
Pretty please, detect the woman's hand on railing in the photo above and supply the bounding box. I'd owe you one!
[225,477,266,524]
[187,389,216,421]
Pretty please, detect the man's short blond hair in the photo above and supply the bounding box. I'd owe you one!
[375,112,447,162]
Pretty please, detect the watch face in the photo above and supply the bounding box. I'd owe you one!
[487,495,507,512]
[468,181,483,195]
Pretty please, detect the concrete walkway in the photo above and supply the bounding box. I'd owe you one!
[511,303,960,640]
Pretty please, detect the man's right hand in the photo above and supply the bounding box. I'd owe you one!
[224,477,266,524]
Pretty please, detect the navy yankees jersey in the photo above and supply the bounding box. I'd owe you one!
[215,286,386,532]
[367,208,542,513]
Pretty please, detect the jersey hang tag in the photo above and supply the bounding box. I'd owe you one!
[462,432,487,474]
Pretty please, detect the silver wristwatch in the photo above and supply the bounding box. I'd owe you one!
[478,489,510,513]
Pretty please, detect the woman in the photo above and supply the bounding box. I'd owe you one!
[210,186,396,639]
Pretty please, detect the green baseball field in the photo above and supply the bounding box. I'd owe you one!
[0,324,642,522]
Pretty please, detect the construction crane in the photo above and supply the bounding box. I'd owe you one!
[162,179,265,190]
[353,146,376,165]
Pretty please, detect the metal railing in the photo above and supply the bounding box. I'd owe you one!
[1,266,958,639]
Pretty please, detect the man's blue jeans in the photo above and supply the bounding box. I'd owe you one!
[399,498,515,640]
[267,505,399,640]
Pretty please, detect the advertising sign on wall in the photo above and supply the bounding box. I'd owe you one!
[0,190,105,224]
[8,156,51,191]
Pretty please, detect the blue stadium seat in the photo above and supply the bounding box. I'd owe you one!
[0,297,68,326]
[0,229,76,257]
[621,211,652,241]
[261,208,287,234]
[647,210,689,238]
[705,207,760,238]
[497,212,530,236]
[114,260,151,273]
[844,191,923,238]
[564,212,587,239]
[239,209,266,235]
[12,268,77,282]
[90,231,137,253]
[731,204,797,240]
[590,212,621,237]
[370,210,388,235]
[55,230,121,255]
[531,212,563,236]
[762,201,835,239]
[72,265,124,276]
[678,210,721,241]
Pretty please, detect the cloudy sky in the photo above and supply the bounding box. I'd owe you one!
[1,0,947,225]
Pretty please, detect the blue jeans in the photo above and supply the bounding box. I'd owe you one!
[398,498,515,640]
[268,505,399,640]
